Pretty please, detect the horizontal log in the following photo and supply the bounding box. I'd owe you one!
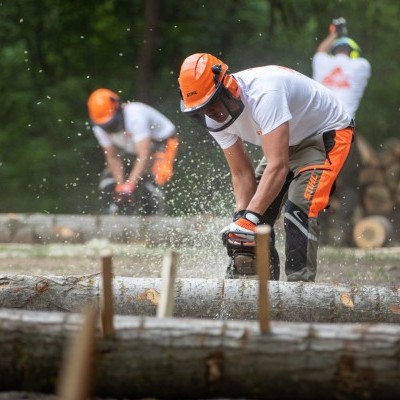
[363,184,394,216]
[0,213,229,245]
[357,135,382,167]
[1,275,399,323]
[0,309,399,399]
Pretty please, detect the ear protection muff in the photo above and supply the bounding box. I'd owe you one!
[350,49,360,59]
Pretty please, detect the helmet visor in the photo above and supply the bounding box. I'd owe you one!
[181,84,244,132]
[96,107,124,133]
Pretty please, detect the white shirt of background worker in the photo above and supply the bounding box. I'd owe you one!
[312,26,371,118]
[93,101,176,186]
[87,88,178,214]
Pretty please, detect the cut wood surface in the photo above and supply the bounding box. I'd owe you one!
[1,275,399,323]
[0,309,399,399]
[353,215,394,248]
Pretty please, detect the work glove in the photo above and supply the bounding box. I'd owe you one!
[220,209,246,247]
[114,182,136,204]
[228,210,261,242]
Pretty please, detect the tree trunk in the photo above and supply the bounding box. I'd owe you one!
[1,275,399,323]
[134,0,159,102]
[0,309,399,399]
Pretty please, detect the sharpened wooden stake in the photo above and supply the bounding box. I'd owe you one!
[57,307,97,400]
[157,249,178,318]
[101,255,114,337]
[256,225,271,334]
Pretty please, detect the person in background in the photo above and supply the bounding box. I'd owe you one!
[178,53,354,282]
[312,18,371,245]
[87,88,179,215]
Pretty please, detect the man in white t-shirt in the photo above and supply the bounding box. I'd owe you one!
[312,20,371,245]
[87,88,178,215]
[178,53,354,282]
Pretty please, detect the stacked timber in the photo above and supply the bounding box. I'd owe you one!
[327,135,400,248]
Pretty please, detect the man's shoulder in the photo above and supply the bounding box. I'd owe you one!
[313,52,331,61]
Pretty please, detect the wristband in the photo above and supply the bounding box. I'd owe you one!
[233,209,246,221]
[243,210,262,225]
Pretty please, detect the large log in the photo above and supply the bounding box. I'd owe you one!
[0,309,399,399]
[0,213,228,245]
[363,184,394,216]
[1,275,399,323]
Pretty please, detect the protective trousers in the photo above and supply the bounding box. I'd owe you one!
[255,126,354,282]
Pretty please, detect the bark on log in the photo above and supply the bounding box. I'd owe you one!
[358,166,386,186]
[0,213,228,246]
[357,135,382,167]
[1,275,399,323]
[353,216,394,248]
[0,309,399,399]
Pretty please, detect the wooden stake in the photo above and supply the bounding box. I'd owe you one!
[157,249,178,318]
[57,307,97,400]
[101,255,114,337]
[256,225,271,334]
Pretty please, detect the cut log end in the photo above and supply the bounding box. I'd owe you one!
[353,215,393,248]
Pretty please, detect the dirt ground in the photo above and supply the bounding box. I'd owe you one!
[0,238,399,287]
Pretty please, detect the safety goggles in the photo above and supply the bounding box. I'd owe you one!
[181,83,244,132]
[97,108,125,133]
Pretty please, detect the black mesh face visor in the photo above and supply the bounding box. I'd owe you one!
[181,85,244,132]
[96,107,125,133]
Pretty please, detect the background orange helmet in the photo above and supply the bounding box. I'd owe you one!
[87,88,120,124]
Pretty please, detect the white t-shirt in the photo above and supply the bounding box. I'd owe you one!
[312,53,371,118]
[93,102,176,154]
[210,65,351,149]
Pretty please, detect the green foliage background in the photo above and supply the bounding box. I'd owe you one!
[1,0,399,215]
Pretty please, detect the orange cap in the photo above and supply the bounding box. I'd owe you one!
[87,88,120,124]
[178,53,230,111]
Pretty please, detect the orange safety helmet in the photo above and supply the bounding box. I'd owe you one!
[178,53,243,132]
[87,88,121,125]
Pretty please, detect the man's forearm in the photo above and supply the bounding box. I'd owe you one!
[316,32,337,53]
[127,157,149,185]
[106,154,124,184]
[246,165,288,215]
[232,173,257,211]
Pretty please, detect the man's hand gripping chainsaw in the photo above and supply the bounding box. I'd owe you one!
[221,210,280,280]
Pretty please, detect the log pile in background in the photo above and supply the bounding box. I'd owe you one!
[328,135,400,248]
